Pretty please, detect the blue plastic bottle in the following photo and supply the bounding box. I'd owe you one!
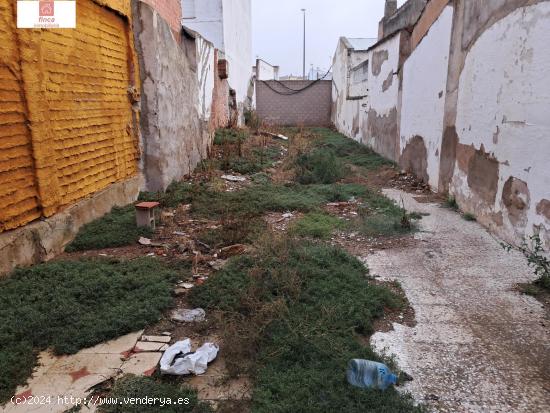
[346,359,398,390]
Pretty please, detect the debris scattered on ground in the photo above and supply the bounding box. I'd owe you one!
[219,244,247,259]
[282,212,293,219]
[160,339,219,375]
[221,174,247,182]
[171,308,206,323]
[141,335,171,344]
[346,359,398,390]
[138,237,152,245]
[208,259,227,271]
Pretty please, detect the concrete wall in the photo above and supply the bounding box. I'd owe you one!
[141,0,181,33]
[399,5,453,188]
[332,0,550,245]
[134,1,209,191]
[222,0,252,120]
[256,59,279,81]
[195,35,216,122]
[331,38,369,142]
[364,33,403,161]
[447,1,550,245]
[181,0,252,123]
[256,80,332,127]
[181,0,224,49]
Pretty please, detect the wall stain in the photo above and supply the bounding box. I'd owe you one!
[400,135,429,183]
[366,107,398,161]
[382,71,394,92]
[372,49,389,76]
[536,199,550,222]
[467,145,499,205]
[502,176,530,227]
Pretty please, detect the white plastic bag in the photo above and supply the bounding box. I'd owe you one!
[160,339,219,375]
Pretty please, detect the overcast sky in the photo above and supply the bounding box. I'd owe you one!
[252,0,406,76]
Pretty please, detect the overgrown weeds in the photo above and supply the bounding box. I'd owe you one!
[445,196,459,210]
[66,206,152,252]
[191,183,368,219]
[295,149,348,184]
[291,212,344,239]
[0,258,178,403]
[189,236,421,412]
[503,234,550,292]
[139,181,197,208]
[352,194,416,237]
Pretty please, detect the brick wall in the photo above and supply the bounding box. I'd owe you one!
[140,0,182,34]
[256,80,332,127]
[209,50,231,130]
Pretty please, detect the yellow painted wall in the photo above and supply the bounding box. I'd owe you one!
[0,0,139,232]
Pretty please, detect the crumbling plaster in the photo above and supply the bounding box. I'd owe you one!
[134,2,209,191]
[400,6,453,188]
[451,2,550,243]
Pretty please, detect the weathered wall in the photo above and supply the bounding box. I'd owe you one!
[363,33,403,161]
[449,1,550,244]
[134,1,209,191]
[256,80,332,127]
[399,5,453,188]
[0,0,140,233]
[222,0,252,120]
[209,49,231,130]
[255,59,279,81]
[331,38,369,142]
[195,34,216,123]
[332,0,550,245]
[380,0,428,39]
[140,0,181,34]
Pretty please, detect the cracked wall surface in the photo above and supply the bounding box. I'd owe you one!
[332,0,550,245]
[133,1,209,191]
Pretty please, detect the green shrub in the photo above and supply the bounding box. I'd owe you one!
[0,258,178,403]
[189,238,421,413]
[213,128,249,145]
[291,212,344,239]
[191,184,368,219]
[98,375,212,413]
[139,181,196,208]
[295,149,348,184]
[66,206,152,252]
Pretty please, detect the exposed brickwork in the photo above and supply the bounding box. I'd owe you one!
[140,0,182,34]
[0,0,139,232]
[256,80,332,126]
[209,50,230,130]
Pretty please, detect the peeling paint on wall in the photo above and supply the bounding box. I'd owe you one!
[134,2,209,191]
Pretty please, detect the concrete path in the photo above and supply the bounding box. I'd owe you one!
[366,189,550,413]
[2,331,167,413]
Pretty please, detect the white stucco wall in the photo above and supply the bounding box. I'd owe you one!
[196,36,215,121]
[181,0,224,49]
[331,38,367,142]
[367,34,400,117]
[222,0,252,119]
[182,0,252,122]
[400,6,453,189]
[453,2,550,242]
[256,59,279,80]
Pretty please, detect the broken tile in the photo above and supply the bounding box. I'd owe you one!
[134,341,170,352]
[120,352,162,376]
[140,335,171,343]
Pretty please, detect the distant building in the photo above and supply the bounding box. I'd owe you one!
[181,0,252,123]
